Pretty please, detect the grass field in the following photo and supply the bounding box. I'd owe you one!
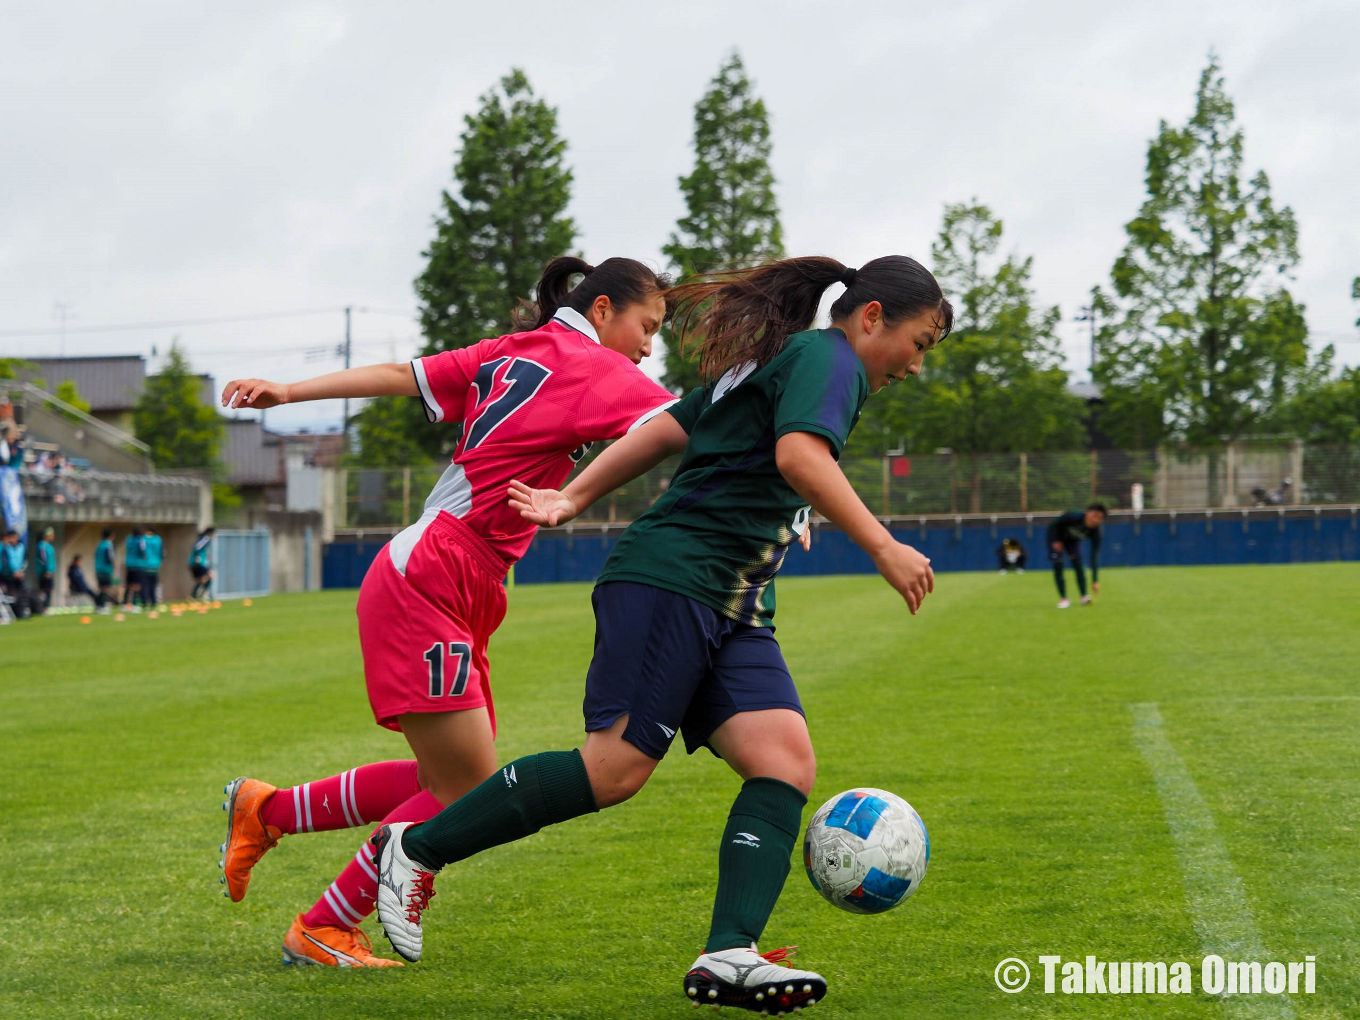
[2,564,1358,1019]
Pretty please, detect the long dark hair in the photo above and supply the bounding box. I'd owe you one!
[669,255,953,381]
[516,256,671,331]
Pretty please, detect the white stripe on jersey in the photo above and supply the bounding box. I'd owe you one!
[411,359,443,423]
[627,397,680,434]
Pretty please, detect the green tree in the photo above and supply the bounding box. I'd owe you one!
[132,343,223,469]
[350,396,435,467]
[53,380,91,416]
[1092,56,1309,467]
[415,68,575,357]
[848,201,1085,512]
[662,51,783,391]
[367,68,575,463]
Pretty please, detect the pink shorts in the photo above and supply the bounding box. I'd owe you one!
[357,512,509,734]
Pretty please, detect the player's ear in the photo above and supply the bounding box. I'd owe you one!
[590,293,613,327]
[861,300,883,334]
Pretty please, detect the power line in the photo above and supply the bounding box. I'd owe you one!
[0,306,415,340]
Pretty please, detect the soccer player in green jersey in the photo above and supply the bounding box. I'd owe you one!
[369,255,952,1012]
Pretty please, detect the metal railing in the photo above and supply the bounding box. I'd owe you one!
[21,469,204,524]
[326,442,1360,532]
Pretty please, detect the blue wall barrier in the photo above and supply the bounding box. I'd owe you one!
[322,507,1360,588]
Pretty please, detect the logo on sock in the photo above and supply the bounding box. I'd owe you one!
[322,794,330,815]
[360,889,374,900]
[656,722,675,739]
[731,831,761,847]
[503,765,518,787]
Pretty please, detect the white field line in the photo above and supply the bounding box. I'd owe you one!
[1131,703,1296,1019]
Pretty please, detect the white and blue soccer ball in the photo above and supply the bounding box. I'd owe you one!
[803,788,929,914]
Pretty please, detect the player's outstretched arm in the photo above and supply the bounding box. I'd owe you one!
[775,431,934,614]
[222,363,420,410]
[508,411,689,527]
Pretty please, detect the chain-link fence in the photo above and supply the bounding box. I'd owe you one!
[329,442,1359,531]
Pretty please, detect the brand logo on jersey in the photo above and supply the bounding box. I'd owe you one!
[503,765,518,787]
[732,832,761,848]
[656,722,675,740]
[569,441,595,464]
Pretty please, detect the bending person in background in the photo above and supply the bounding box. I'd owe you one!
[215,256,683,968]
[190,527,215,600]
[1047,503,1105,608]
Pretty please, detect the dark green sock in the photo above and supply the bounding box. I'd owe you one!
[400,750,597,870]
[705,777,808,953]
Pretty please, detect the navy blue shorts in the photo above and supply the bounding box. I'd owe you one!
[583,581,804,760]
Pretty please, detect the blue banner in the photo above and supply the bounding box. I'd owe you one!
[0,466,27,536]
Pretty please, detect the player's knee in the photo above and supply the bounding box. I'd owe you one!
[587,756,655,809]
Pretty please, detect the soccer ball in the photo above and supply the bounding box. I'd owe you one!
[803,788,929,914]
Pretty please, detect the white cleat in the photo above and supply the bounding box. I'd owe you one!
[683,946,826,1013]
[1057,598,1070,609]
[370,822,437,963]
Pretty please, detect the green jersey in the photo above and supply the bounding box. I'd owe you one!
[597,328,868,627]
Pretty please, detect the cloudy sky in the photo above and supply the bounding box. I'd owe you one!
[2,0,1356,434]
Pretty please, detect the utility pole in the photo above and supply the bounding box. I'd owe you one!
[53,301,75,357]
[341,306,352,452]
[1074,295,1097,379]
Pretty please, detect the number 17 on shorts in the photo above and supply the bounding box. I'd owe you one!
[424,641,472,698]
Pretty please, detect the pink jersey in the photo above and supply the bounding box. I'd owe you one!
[395,307,677,572]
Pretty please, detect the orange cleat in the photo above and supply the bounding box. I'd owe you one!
[219,777,283,902]
[282,913,404,967]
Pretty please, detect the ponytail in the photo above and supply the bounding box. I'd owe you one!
[516,256,671,331]
[670,255,954,382]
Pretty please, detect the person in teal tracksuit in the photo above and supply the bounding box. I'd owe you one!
[95,527,117,609]
[189,527,214,600]
[35,528,57,614]
[123,526,147,608]
[143,526,163,607]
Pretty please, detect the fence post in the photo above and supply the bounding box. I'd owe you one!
[1225,444,1237,507]
[336,469,348,529]
[402,467,411,526]
[1290,440,1304,504]
[882,457,890,516]
[1019,452,1028,512]
[1090,450,1098,501]
[1156,447,1169,509]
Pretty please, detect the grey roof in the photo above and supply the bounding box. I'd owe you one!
[17,356,217,413]
[222,419,285,486]
[19,356,146,412]
[17,356,217,412]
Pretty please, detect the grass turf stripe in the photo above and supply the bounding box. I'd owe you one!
[1131,702,1296,1019]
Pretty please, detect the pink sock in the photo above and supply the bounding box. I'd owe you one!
[260,760,421,834]
[302,788,445,930]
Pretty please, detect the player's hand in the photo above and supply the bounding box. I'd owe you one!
[1051,541,1062,552]
[873,541,934,615]
[1092,582,1100,596]
[222,378,290,409]
[798,527,812,552]
[508,479,579,527]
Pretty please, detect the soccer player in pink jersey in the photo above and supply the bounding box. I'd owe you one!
[216,256,679,966]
